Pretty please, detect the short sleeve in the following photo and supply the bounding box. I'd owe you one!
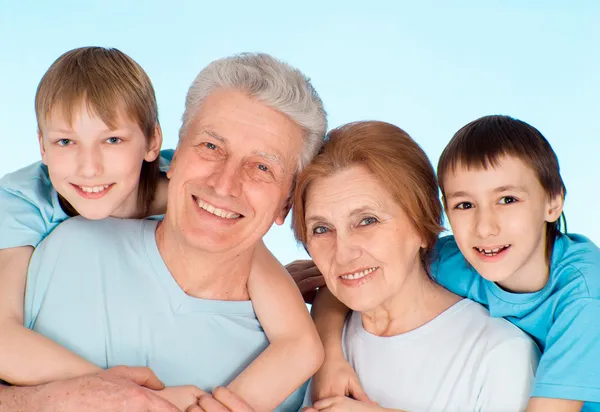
[0,188,48,249]
[431,236,479,298]
[476,337,540,411]
[532,298,600,403]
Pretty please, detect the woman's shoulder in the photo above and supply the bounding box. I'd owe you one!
[454,299,537,346]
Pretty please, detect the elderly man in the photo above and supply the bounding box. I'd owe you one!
[0,53,326,411]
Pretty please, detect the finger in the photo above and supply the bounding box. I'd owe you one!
[301,408,320,412]
[197,393,231,412]
[313,397,336,409]
[212,387,255,411]
[348,380,374,404]
[296,274,326,293]
[186,405,203,412]
[109,366,165,390]
[286,259,315,270]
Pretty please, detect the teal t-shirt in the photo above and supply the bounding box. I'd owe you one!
[0,149,174,249]
[24,217,305,411]
[432,234,600,410]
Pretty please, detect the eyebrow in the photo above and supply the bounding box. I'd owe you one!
[203,129,227,143]
[305,206,379,225]
[202,129,283,166]
[446,185,529,199]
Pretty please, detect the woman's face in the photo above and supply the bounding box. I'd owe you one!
[305,165,425,313]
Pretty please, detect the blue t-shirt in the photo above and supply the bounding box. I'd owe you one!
[0,149,174,249]
[24,217,305,411]
[432,234,600,410]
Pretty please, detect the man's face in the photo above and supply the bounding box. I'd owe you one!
[165,89,304,254]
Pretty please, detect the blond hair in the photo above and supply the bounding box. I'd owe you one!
[35,47,160,217]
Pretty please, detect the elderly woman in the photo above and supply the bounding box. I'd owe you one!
[292,121,539,412]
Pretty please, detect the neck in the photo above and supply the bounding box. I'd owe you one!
[147,173,169,216]
[155,219,253,301]
[361,266,461,337]
[496,229,551,293]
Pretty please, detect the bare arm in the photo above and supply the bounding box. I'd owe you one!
[0,246,100,385]
[0,366,178,412]
[526,398,583,412]
[227,242,324,412]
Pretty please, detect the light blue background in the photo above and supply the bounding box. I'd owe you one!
[1,0,598,264]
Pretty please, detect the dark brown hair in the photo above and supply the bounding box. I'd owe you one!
[36,46,160,217]
[292,121,443,270]
[437,115,566,261]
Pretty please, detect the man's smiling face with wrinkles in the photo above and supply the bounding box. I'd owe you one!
[165,88,305,254]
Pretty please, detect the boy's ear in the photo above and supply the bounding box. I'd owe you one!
[144,123,163,162]
[546,193,564,223]
[166,148,177,179]
[38,130,48,165]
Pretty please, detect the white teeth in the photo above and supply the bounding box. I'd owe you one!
[475,245,510,256]
[341,267,377,280]
[196,198,240,219]
[79,184,110,193]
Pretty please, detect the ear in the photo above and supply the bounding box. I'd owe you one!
[38,130,48,165]
[545,192,564,223]
[166,148,178,179]
[144,123,163,162]
[275,197,292,226]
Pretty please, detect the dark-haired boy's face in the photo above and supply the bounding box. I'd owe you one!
[443,155,563,293]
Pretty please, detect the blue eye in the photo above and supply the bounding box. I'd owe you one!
[455,202,473,210]
[258,164,269,172]
[312,226,329,235]
[499,196,517,205]
[205,142,217,150]
[106,137,122,144]
[56,139,72,146]
[359,217,378,226]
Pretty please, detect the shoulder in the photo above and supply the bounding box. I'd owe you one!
[459,300,538,350]
[0,161,52,195]
[44,217,151,247]
[551,234,600,299]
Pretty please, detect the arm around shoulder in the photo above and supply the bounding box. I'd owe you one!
[228,242,324,411]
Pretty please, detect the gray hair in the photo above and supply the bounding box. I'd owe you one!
[180,52,327,171]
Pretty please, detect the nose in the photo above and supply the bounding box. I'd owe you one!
[334,233,362,267]
[76,146,103,178]
[474,206,500,238]
[206,159,242,198]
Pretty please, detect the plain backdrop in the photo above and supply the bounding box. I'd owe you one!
[1,0,598,264]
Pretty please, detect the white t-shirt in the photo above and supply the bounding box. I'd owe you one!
[341,299,540,412]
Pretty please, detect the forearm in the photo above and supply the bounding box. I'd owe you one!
[228,333,323,412]
[526,397,583,412]
[0,322,100,385]
[311,288,350,356]
[0,383,43,411]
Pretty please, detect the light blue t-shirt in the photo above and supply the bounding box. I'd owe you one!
[0,149,174,249]
[432,234,600,411]
[24,217,305,411]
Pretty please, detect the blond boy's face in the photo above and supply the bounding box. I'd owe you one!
[443,155,563,292]
[39,103,160,219]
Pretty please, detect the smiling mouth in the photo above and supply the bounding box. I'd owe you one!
[193,195,242,219]
[474,245,511,257]
[73,183,113,193]
[340,267,378,280]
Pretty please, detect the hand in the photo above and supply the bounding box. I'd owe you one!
[36,366,180,412]
[155,385,207,411]
[311,356,372,404]
[303,396,382,412]
[186,386,255,412]
[285,259,324,303]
